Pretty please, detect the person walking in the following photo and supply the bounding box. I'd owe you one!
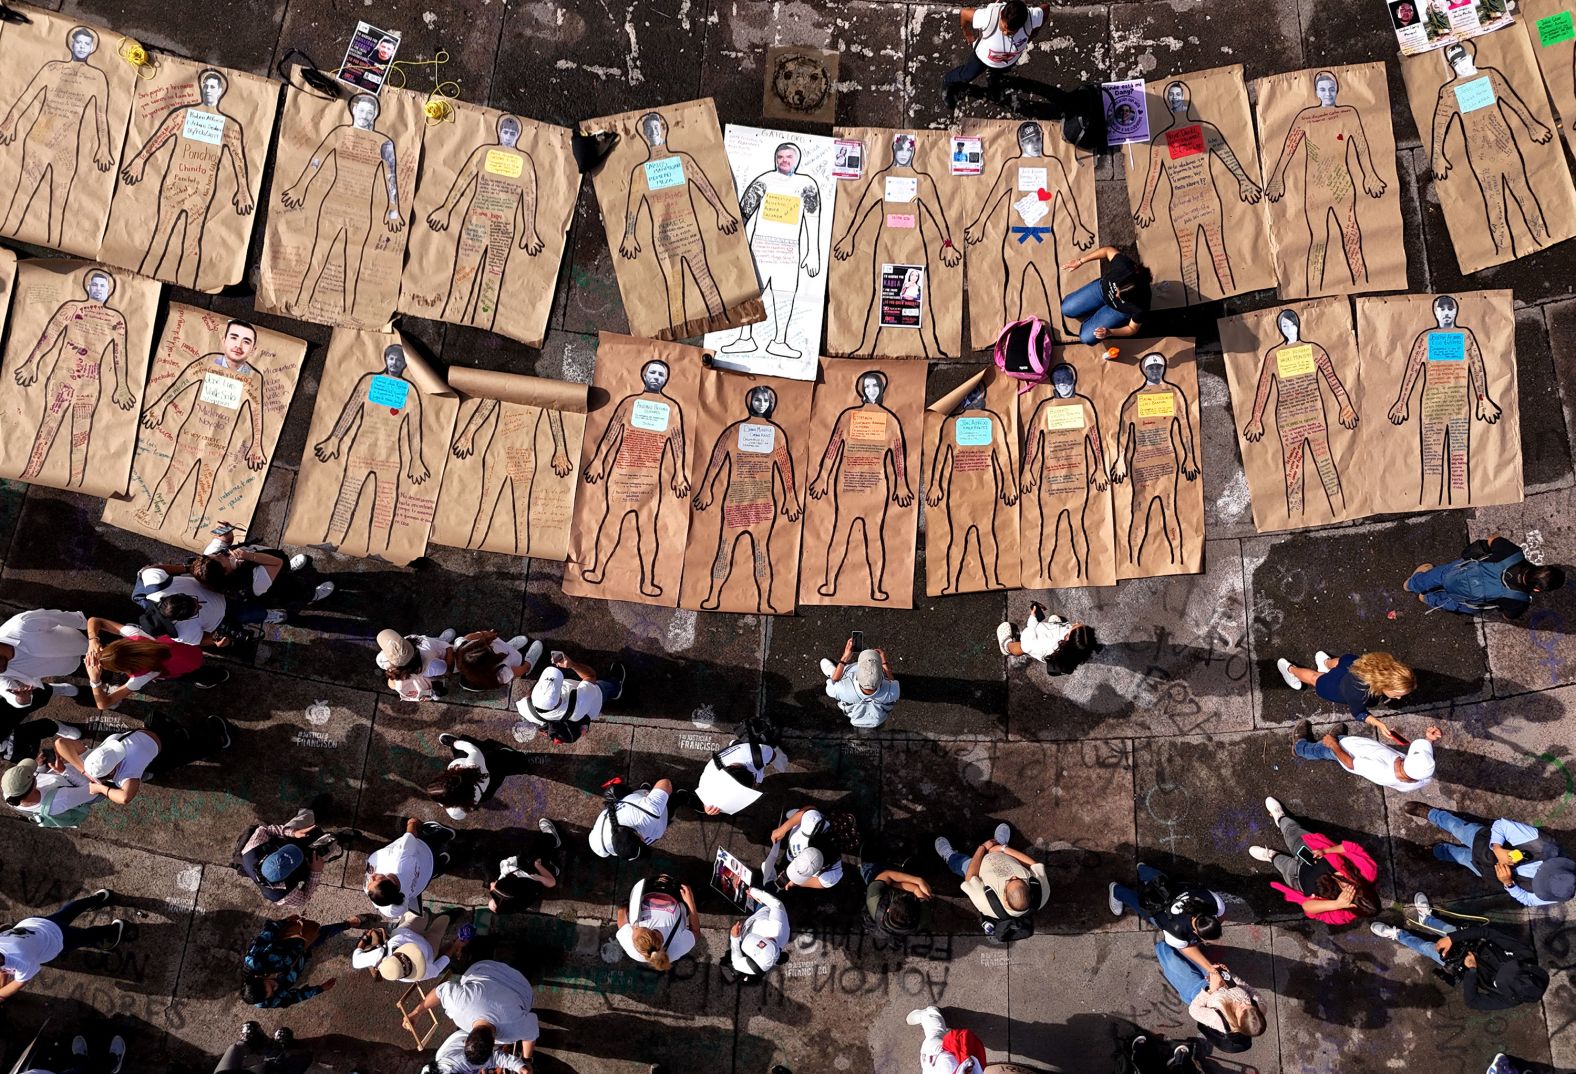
[590,778,672,860]
[1059,246,1152,345]
[616,875,699,971]
[1248,797,1380,924]
[0,608,87,716]
[941,1,1049,110]
[377,628,457,702]
[1290,718,1441,792]
[350,907,463,983]
[486,819,564,914]
[364,818,456,920]
[56,714,233,806]
[516,650,626,743]
[0,890,125,1001]
[1404,802,1576,907]
[1275,650,1415,718]
[452,630,543,693]
[996,601,1099,675]
[692,723,790,816]
[861,863,935,940]
[402,959,540,1068]
[728,886,789,979]
[936,822,1049,935]
[424,734,531,821]
[1109,865,1228,988]
[1407,534,1564,618]
[904,1006,988,1072]
[1371,897,1549,1010]
[240,912,373,1008]
[820,639,899,729]
[3,753,100,828]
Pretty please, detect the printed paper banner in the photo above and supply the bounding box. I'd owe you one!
[103,305,308,550]
[1521,0,1576,152]
[1388,0,1519,57]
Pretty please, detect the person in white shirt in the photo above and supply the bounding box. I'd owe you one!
[56,714,232,806]
[432,1029,528,1074]
[3,754,101,828]
[996,601,1100,676]
[765,807,847,891]
[131,565,227,646]
[589,779,672,859]
[693,735,790,816]
[616,875,698,971]
[364,819,456,920]
[0,889,124,1001]
[516,651,626,741]
[403,959,539,1068]
[424,734,531,821]
[729,886,789,979]
[0,608,88,714]
[1291,718,1441,792]
[943,1,1049,110]
[820,642,900,729]
[378,629,457,702]
[905,1006,985,1073]
[350,908,459,982]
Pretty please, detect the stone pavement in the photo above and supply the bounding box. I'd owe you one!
[0,0,1574,1072]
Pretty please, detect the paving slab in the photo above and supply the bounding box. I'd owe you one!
[0,478,28,571]
[1007,539,1253,740]
[1197,347,1257,540]
[559,187,632,338]
[1515,305,1574,494]
[1467,489,1576,694]
[64,0,284,76]
[1534,910,1576,1074]
[1110,0,1304,83]
[1546,299,1576,485]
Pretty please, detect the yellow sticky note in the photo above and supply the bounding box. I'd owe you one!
[485,149,523,178]
[1277,344,1315,378]
[1138,393,1175,418]
[850,411,888,441]
[1044,404,1086,431]
[762,192,801,225]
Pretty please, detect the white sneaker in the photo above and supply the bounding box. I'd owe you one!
[1413,892,1433,921]
[996,622,1015,656]
[263,610,288,624]
[1315,650,1331,673]
[818,658,837,678]
[993,822,1011,846]
[50,683,79,698]
[1264,796,1286,821]
[310,581,335,603]
[1108,882,1125,917]
[51,720,82,740]
[934,836,956,861]
[1370,921,1400,940]
[1276,658,1302,690]
[439,628,457,643]
[289,554,309,571]
[522,640,545,672]
[1248,846,1277,862]
[507,635,529,652]
[905,1008,932,1026]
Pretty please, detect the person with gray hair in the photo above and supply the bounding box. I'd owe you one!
[819,634,899,729]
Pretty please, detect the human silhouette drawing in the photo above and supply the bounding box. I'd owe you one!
[719,142,822,360]
[136,319,267,538]
[926,381,1017,593]
[1110,352,1199,567]
[1242,309,1358,519]
[1021,363,1107,582]
[692,385,801,612]
[14,268,133,488]
[809,371,914,602]
[963,121,1094,336]
[450,396,571,555]
[313,343,430,551]
[120,68,254,288]
[1428,40,1553,259]
[1386,295,1500,507]
[619,112,740,334]
[1134,80,1262,305]
[832,133,962,358]
[278,92,405,318]
[426,113,544,332]
[1263,70,1387,293]
[579,359,691,599]
[0,25,115,247]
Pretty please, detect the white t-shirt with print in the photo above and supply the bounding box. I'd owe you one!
[615,891,696,963]
[1337,736,1432,792]
[588,788,670,857]
[0,918,65,982]
[972,3,1044,67]
[86,730,160,783]
[365,833,434,919]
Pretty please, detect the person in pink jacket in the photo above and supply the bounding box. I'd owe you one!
[1248,797,1380,925]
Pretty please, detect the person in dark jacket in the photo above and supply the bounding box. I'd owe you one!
[1371,902,1549,1010]
[236,807,340,909]
[240,912,373,1009]
[1407,535,1564,618]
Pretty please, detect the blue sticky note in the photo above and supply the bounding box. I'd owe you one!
[954,416,994,446]
[369,374,410,408]
[1428,331,1465,361]
[644,157,686,190]
[1453,77,1496,113]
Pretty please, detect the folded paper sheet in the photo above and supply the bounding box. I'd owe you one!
[923,368,1022,595]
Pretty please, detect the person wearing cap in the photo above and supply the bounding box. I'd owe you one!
[425,733,532,822]
[0,608,89,715]
[402,959,539,1068]
[616,875,698,971]
[936,822,1050,923]
[365,817,455,920]
[1404,803,1576,908]
[1370,899,1549,1011]
[0,888,125,1002]
[516,650,627,738]
[240,911,376,1008]
[1290,717,1442,792]
[3,750,102,828]
[693,732,790,816]
[765,807,846,891]
[377,628,457,702]
[486,819,564,914]
[237,807,338,910]
[350,907,462,983]
[820,637,899,729]
[55,713,233,806]
[589,779,672,859]
[728,886,789,979]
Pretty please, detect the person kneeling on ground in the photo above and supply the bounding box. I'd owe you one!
[936,822,1049,939]
[1371,894,1549,1010]
[996,601,1099,675]
[1275,650,1415,719]
[377,628,456,702]
[240,911,375,1009]
[1109,865,1229,989]
[3,746,101,829]
[453,630,543,693]
[351,907,464,983]
[487,819,564,913]
[1290,717,1441,793]
[236,805,341,910]
[1407,534,1564,618]
[1404,802,1576,908]
[616,874,699,971]
[1249,797,1379,924]
[765,807,854,891]
[1147,941,1266,1053]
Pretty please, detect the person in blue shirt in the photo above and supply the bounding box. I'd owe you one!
[1404,803,1576,908]
[1407,535,1564,619]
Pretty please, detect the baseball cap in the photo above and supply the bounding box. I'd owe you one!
[378,941,427,981]
[731,935,779,976]
[1533,857,1576,902]
[85,738,128,781]
[531,668,566,714]
[261,845,304,884]
[2,759,37,800]
[1402,740,1436,780]
[786,847,825,885]
[377,630,415,667]
[853,650,883,692]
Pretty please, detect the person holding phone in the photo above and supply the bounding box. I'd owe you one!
[1059,245,1152,346]
[819,635,899,730]
[515,648,627,743]
[1248,797,1380,924]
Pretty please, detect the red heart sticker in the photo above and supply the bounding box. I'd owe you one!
[389,408,400,415]
[1336,132,1345,140]
[1036,188,1051,201]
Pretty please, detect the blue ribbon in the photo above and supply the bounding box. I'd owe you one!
[1011,226,1052,244]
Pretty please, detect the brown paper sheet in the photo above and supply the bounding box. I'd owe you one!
[825,128,968,359]
[1090,338,1205,579]
[960,118,1099,347]
[678,367,814,613]
[0,247,17,342]
[398,103,577,348]
[1123,65,1276,309]
[102,305,308,549]
[1252,62,1408,299]
[1522,0,1576,150]
[0,11,135,258]
[797,358,925,608]
[580,99,765,342]
[1017,347,1118,589]
[1354,291,1522,513]
[1218,297,1366,533]
[762,47,838,125]
[0,260,156,496]
[563,333,705,606]
[281,328,457,564]
[922,368,1022,595]
[1401,30,1576,273]
[429,367,586,561]
[99,57,278,292]
[257,86,425,330]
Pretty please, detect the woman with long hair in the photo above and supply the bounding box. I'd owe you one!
[452,630,543,693]
[83,616,227,710]
[423,733,530,821]
[1249,797,1380,924]
[615,875,697,972]
[1275,650,1415,717]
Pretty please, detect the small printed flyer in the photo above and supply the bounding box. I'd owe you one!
[949,136,983,176]
[1103,79,1150,146]
[1387,0,1517,56]
[879,264,924,328]
[337,21,402,93]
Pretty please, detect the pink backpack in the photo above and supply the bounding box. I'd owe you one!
[992,317,1053,393]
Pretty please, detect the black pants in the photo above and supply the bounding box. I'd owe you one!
[144,712,227,775]
[461,739,532,807]
[44,891,118,952]
[943,54,1009,98]
[213,1042,312,1074]
[2,709,64,762]
[415,822,456,875]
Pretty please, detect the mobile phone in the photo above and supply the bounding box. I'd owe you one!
[1296,845,1319,867]
[550,650,566,666]
[850,630,863,652]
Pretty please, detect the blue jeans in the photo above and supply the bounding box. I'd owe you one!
[1405,562,1455,594]
[1154,940,1207,1004]
[1111,863,1163,925]
[1293,739,1339,763]
[1428,808,1485,876]
[597,679,622,704]
[1060,278,1131,344]
[1390,915,1455,966]
[946,851,971,878]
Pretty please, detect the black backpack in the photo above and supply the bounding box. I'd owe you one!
[980,877,1041,945]
[1059,83,1108,153]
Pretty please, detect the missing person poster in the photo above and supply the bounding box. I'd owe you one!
[880,264,924,328]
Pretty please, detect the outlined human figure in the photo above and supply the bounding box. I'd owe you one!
[426,113,544,332]
[579,359,691,598]
[1021,363,1107,581]
[925,382,1017,593]
[135,319,267,536]
[278,92,405,318]
[312,343,429,551]
[14,268,133,488]
[719,142,822,359]
[1134,80,1263,305]
[808,370,914,602]
[120,68,254,288]
[450,397,570,554]
[692,385,801,612]
[0,25,115,246]
[832,133,963,358]
[1110,352,1199,567]
[1428,40,1553,259]
[1242,309,1358,519]
[1263,70,1387,293]
[619,112,740,333]
[963,121,1095,335]
[1386,295,1500,506]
